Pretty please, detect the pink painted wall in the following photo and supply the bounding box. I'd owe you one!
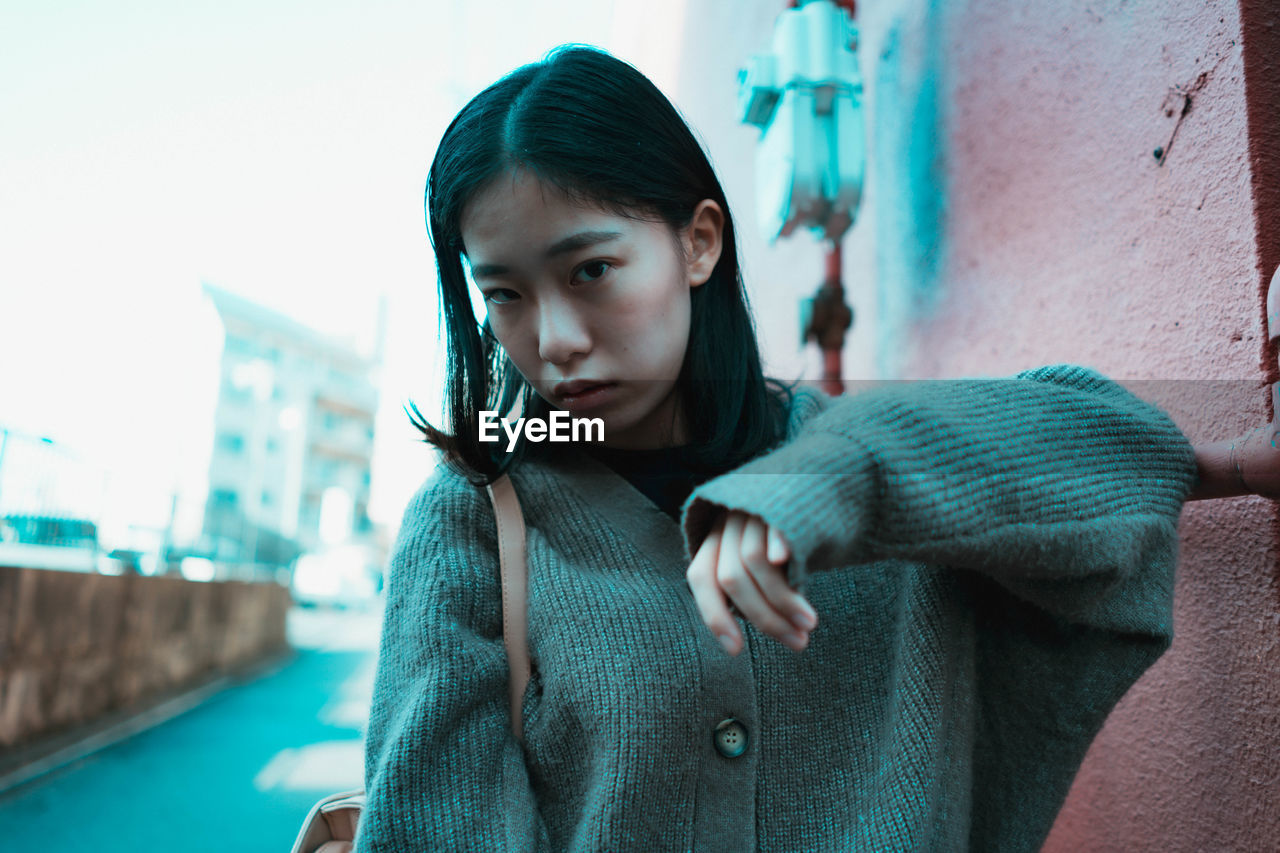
[672,0,1278,849]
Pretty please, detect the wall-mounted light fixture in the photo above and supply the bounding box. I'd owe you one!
[739,0,864,393]
[738,0,864,244]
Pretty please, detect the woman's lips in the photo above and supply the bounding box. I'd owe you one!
[556,382,617,412]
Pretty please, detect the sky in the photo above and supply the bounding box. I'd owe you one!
[0,0,686,539]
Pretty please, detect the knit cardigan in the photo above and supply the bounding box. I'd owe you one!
[354,364,1197,852]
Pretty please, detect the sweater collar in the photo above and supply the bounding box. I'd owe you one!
[518,443,690,573]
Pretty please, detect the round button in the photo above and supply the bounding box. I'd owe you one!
[713,718,748,758]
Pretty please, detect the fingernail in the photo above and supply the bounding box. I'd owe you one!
[792,600,817,629]
[717,632,737,654]
[783,630,808,650]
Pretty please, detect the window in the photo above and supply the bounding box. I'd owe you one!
[223,374,253,402]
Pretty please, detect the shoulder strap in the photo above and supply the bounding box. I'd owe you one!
[485,473,530,743]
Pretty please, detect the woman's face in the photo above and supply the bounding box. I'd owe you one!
[459,169,723,449]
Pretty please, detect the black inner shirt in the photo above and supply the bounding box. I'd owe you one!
[581,443,721,522]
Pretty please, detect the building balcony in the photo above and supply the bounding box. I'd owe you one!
[313,383,377,419]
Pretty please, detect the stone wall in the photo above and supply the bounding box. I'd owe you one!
[0,565,290,749]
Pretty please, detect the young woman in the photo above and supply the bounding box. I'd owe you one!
[353,45,1275,852]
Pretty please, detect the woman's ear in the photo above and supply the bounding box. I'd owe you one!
[683,199,725,287]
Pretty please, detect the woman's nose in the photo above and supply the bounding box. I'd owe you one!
[536,299,592,365]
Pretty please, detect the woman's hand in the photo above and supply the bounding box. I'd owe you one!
[1240,420,1280,498]
[686,509,818,655]
[1188,266,1280,500]
[1190,421,1280,501]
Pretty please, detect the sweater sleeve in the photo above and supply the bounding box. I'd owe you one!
[681,364,1197,635]
[353,466,549,852]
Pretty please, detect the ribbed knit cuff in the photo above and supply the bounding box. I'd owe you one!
[681,431,879,592]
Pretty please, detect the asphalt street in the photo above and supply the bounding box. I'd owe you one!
[0,603,383,853]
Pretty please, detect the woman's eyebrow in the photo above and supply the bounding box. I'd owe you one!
[471,230,623,280]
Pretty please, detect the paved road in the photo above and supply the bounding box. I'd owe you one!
[0,604,383,853]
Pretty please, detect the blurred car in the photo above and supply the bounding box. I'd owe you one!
[290,544,380,608]
[0,514,99,572]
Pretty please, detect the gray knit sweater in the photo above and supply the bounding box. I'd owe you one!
[355,364,1196,852]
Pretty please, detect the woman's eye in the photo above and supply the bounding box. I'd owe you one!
[573,260,612,284]
[484,288,520,305]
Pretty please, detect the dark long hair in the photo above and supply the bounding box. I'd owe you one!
[409,44,793,484]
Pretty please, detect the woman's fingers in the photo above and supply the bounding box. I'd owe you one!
[748,516,813,633]
[686,513,743,655]
[717,513,804,650]
[1240,423,1280,499]
[767,525,791,564]
[686,510,816,655]
[738,515,816,645]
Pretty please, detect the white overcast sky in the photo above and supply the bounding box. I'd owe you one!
[1,0,687,534]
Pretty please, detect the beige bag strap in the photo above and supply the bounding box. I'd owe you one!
[486,472,530,742]
[290,472,530,853]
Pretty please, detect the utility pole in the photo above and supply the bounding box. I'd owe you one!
[0,427,8,511]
